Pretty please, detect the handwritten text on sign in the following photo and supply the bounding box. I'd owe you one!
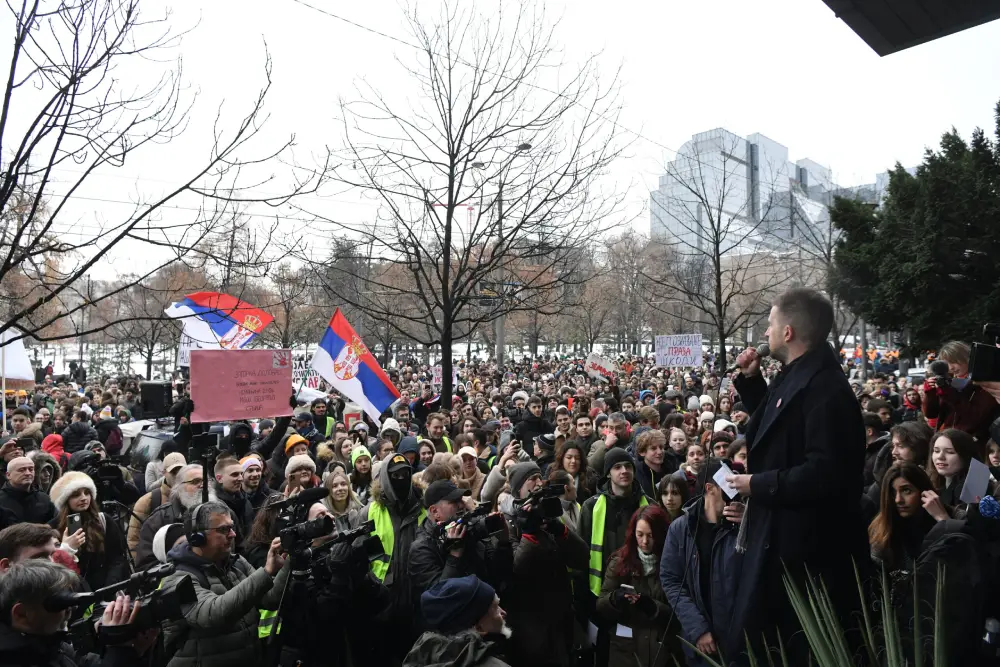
[654,334,703,368]
[585,352,618,381]
[190,349,294,422]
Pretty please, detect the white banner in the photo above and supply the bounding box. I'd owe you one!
[654,334,703,368]
[293,355,322,390]
[585,352,618,381]
[432,364,458,389]
[177,328,220,368]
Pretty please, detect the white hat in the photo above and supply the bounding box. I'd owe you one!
[699,395,714,406]
[458,446,478,460]
[163,452,187,473]
[699,411,715,422]
[153,523,185,564]
[512,391,529,403]
[380,418,402,436]
[714,419,737,433]
[48,471,98,512]
[285,454,316,479]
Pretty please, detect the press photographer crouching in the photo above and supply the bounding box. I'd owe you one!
[409,479,513,619]
[158,500,289,667]
[0,559,157,666]
[264,492,390,667]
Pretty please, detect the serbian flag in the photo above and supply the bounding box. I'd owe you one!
[311,309,399,424]
[164,291,273,350]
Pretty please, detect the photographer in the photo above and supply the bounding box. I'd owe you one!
[68,447,140,507]
[271,502,391,667]
[0,560,151,666]
[923,340,1000,443]
[503,462,589,667]
[47,471,128,591]
[408,480,513,618]
[161,501,289,667]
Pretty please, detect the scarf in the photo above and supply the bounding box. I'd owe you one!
[638,549,658,576]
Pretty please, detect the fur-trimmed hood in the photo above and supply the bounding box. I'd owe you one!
[27,451,62,493]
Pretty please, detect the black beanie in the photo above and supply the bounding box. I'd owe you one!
[508,462,541,498]
[603,447,634,477]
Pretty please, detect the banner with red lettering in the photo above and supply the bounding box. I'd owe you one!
[585,352,618,381]
[654,334,702,367]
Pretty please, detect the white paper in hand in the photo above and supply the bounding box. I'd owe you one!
[960,457,990,504]
[713,461,738,500]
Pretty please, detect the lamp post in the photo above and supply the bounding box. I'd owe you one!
[473,143,531,368]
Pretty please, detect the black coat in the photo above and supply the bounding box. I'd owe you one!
[0,620,138,667]
[730,345,869,662]
[61,422,98,454]
[0,484,55,528]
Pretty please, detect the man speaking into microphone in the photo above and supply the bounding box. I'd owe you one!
[725,288,868,664]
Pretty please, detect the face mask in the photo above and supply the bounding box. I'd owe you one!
[951,377,971,391]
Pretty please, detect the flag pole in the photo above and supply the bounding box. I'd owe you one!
[1,339,7,437]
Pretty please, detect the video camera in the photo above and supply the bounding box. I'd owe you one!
[513,483,565,521]
[45,563,196,641]
[439,503,506,543]
[308,519,385,581]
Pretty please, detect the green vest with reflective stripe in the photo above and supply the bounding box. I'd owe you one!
[417,435,453,453]
[258,609,282,638]
[369,502,428,582]
[588,494,648,596]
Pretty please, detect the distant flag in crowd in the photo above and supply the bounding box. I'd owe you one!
[310,308,399,424]
[164,291,274,350]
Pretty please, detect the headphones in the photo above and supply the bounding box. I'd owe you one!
[185,503,209,548]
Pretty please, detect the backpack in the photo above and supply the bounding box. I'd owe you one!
[97,420,124,454]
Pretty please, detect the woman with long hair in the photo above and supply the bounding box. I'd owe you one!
[48,472,127,590]
[349,446,373,505]
[597,505,682,667]
[868,462,937,572]
[716,395,732,421]
[925,428,989,515]
[681,413,699,440]
[550,440,596,503]
[656,475,690,521]
[323,468,365,525]
[243,497,283,569]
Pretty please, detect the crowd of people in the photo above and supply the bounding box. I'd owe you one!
[2,287,1000,667]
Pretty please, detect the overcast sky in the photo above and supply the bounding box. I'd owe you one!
[9,0,1000,279]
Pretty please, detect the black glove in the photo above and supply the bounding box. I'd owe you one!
[611,588,629,609]
[516,511,543,535]
[634,594,656,617]
[289,394,298,409]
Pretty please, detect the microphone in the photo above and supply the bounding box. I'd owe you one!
[268,485,330,511]
[726,344,771,374]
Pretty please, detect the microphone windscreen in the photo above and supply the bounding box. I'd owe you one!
[756,343,771,358]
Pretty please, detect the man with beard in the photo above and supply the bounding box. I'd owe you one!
[310,398,335,437]
[213,456,254,546]
[241,456,271,520]
[404,575,513,667]
[356,454,427,663]
[421,413,454,453]
[135,463,214,570]
[128,452,186,559]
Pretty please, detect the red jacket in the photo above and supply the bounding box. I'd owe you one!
[922,380,1000,447]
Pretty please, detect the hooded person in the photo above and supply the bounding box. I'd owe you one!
[398,435,424,472]
[380,418,404,448]
[225,422,254,458]
[356,453,428,663]
[26,450,62,495]
[40,433,67,469]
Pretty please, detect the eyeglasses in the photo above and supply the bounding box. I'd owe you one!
[206,524,236,536]
[183,479,204,487]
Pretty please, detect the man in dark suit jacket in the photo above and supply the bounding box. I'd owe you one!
[726,288,869,665]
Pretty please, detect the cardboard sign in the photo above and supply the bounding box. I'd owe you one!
[190,349,294,422]
[585,352,618,381]
[654,334,703,367]
[292,355,322,390]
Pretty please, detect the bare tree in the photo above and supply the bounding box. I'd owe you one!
[0,0,322,346]
[255,263,328,350]
[296,2,629,407]
[645,130,792,367]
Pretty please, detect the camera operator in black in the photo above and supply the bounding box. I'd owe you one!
[409,480,513,619]
[69,448,139,506]
[0,559,154,667]
[270,502,391,667]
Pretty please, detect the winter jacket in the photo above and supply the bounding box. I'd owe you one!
[0,483,55,528]
[161,542,289,667]
[659,498,742,665]
[403,630,511,667]
[17,422,45,450]
[214,487,254,546]
[635,457,669,500]
[0,620,139,667]
[136,494,188,571]
[863,433,890,489]
[597,555,681,667]
[922,380,1000,445]
[578,478,651,597]
[129,480,174,560]
[41,434,68,470]
[580,433,608,474]
[61,421,98,455]
[505,523,589,667]
[408,517,514,617]
[48,513,128,591]
[513,414,554,448]
[223,423,254,459]
[93,418,123,454]
[29,450,62,494]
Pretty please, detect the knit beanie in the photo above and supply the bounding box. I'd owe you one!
[420,575,496,633]
[603,447,634,477]
[350,446,371,467]
[507,462,541,498]
[48,471,98,512]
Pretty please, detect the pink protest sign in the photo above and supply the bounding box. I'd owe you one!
[190,349,294,422]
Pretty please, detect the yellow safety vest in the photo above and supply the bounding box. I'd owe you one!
[369,502,428,582]
[417,435,453,454]
[588,494,648,596]
[258,609,282,638]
